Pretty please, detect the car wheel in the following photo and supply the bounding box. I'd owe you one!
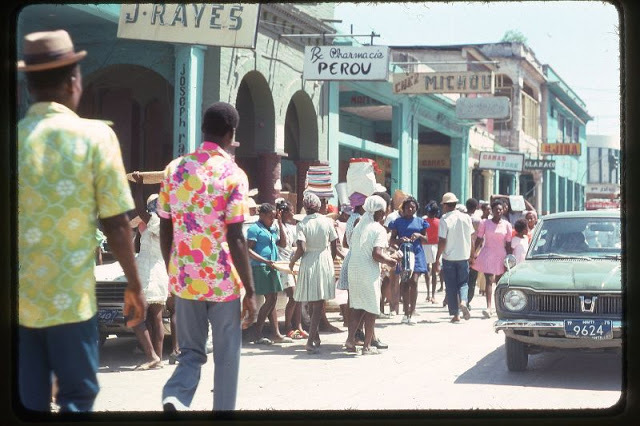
[505,336,528,371]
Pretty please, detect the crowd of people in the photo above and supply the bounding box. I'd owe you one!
[16,29,539,414]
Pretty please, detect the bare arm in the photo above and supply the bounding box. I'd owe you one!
[101,213,146,327]
[247,240,274,266]
[373,246,397,267]
[131,171,151,224]
[330,238,338,260]
[159,217,173,270]
[276,215,287,248]
[227,222,257,329]
[289,240,305,267]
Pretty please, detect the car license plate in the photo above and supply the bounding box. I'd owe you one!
[97,309,120,324]
[564,319,613,339]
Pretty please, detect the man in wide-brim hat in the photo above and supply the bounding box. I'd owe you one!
[17,29,146,412]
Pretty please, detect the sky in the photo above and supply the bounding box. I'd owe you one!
[333,1,621,141]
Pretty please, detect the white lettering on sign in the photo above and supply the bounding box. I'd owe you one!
[118,4,260,48]
[177,62,188,156]
[393,72,494,94]
[303,46,390,81]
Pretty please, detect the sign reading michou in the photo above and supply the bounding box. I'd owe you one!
[303,46,390,81]
[117,4,260,48]
[393,72,494,94]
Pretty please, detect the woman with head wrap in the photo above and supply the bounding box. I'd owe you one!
[288,192,339,354]
[344,196,399,355]
[335,192,367,339]
[130,172,170,368]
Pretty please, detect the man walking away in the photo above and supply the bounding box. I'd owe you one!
[435,193,474,323]
[17,30,146,412]
[465,198,481,310]
[159,102,257,412]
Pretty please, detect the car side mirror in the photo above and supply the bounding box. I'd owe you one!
[504,254,517,273]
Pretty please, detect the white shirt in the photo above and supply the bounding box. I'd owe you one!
[384,210,400,228]
[438,209,474,261]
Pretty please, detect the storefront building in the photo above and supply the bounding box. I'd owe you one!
[540,65,592,213]
[17,3,339,210]
[584,134,620,210]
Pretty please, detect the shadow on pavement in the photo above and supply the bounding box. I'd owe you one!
[455,346,623,392]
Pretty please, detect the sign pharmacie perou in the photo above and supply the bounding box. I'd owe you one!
[117,3,260,48]
[303,46,390,81]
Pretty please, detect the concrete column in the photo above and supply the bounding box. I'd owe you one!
[567,179,574,211]
[549,171,558,213]
[534,171,543,212]
[558,176,567,212]
[173,45,204,157]
[513,173,520,195]
[327,82,340,198]
[542,170,551,214]
[256,152,282,204]
[450,135,469,201]
[482,170,493,201]
[494,170,500,194]
[392,102,412,194]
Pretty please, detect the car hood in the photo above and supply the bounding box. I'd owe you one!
[95,262,127,282]
[501,260,621,291]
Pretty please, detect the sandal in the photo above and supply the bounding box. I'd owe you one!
[254,337,273,345]
[360,346,379,355]
[297,329,309,338]
[168,350,180,365]
[343,341,357,353]
[272,336,294,344]
[135,358,162,370]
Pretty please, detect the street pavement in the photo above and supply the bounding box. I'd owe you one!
[92,285,623,413]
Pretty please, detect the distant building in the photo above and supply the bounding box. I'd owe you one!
[585,134,620,210]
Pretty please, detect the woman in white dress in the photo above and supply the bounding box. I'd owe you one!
[344,196,399,355]
[289,192,338,354]
[132,173,169,369]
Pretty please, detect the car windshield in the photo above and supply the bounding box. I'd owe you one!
[528,216,621,259]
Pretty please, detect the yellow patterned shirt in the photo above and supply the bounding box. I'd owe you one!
[18,102,134,328]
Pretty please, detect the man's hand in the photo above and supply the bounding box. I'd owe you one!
[241,292,257,329]
[385,258,398,268]
[132,171,143,184]
[123,287,146,328]
[434,258,441,274]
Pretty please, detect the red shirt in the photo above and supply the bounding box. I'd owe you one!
[425,217,440,244]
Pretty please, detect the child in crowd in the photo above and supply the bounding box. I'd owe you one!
[511,219,530,264]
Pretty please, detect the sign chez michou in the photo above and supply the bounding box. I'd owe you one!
[393,71,494,94]
[117,3,260,48]
[303,46,390,81]
[418,145,451,169]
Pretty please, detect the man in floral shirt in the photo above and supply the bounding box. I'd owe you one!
[159,102,256,412]
[17,30,146,412]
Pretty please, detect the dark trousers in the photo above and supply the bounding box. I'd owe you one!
[442,259,469,317]
[19,315,99,412]
[468,267,478,306]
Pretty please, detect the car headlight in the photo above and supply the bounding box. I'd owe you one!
[503,289,527,311]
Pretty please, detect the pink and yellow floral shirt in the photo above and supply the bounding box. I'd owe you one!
[158,142,249,302]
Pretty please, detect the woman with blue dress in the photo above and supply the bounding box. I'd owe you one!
[388,196,429,325]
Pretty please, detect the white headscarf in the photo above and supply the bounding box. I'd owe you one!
[302,191,321,211]
[356,195,387,230]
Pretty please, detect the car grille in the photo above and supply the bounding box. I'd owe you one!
[529,294,622,315]
[95,282,128,303]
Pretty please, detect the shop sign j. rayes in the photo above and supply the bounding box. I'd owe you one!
[303,46,390,81]
[117,4,260,48]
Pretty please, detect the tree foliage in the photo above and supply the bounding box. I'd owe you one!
[501,30,528,43]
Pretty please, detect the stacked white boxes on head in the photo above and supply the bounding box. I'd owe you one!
[305,165,334,199]
[346,158,385,198]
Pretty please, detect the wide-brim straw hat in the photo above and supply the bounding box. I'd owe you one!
[441,192,459,204]
[293,207,307,222]
[146,193,159,206]
[17,30,87,72]
[126,171,164,184]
